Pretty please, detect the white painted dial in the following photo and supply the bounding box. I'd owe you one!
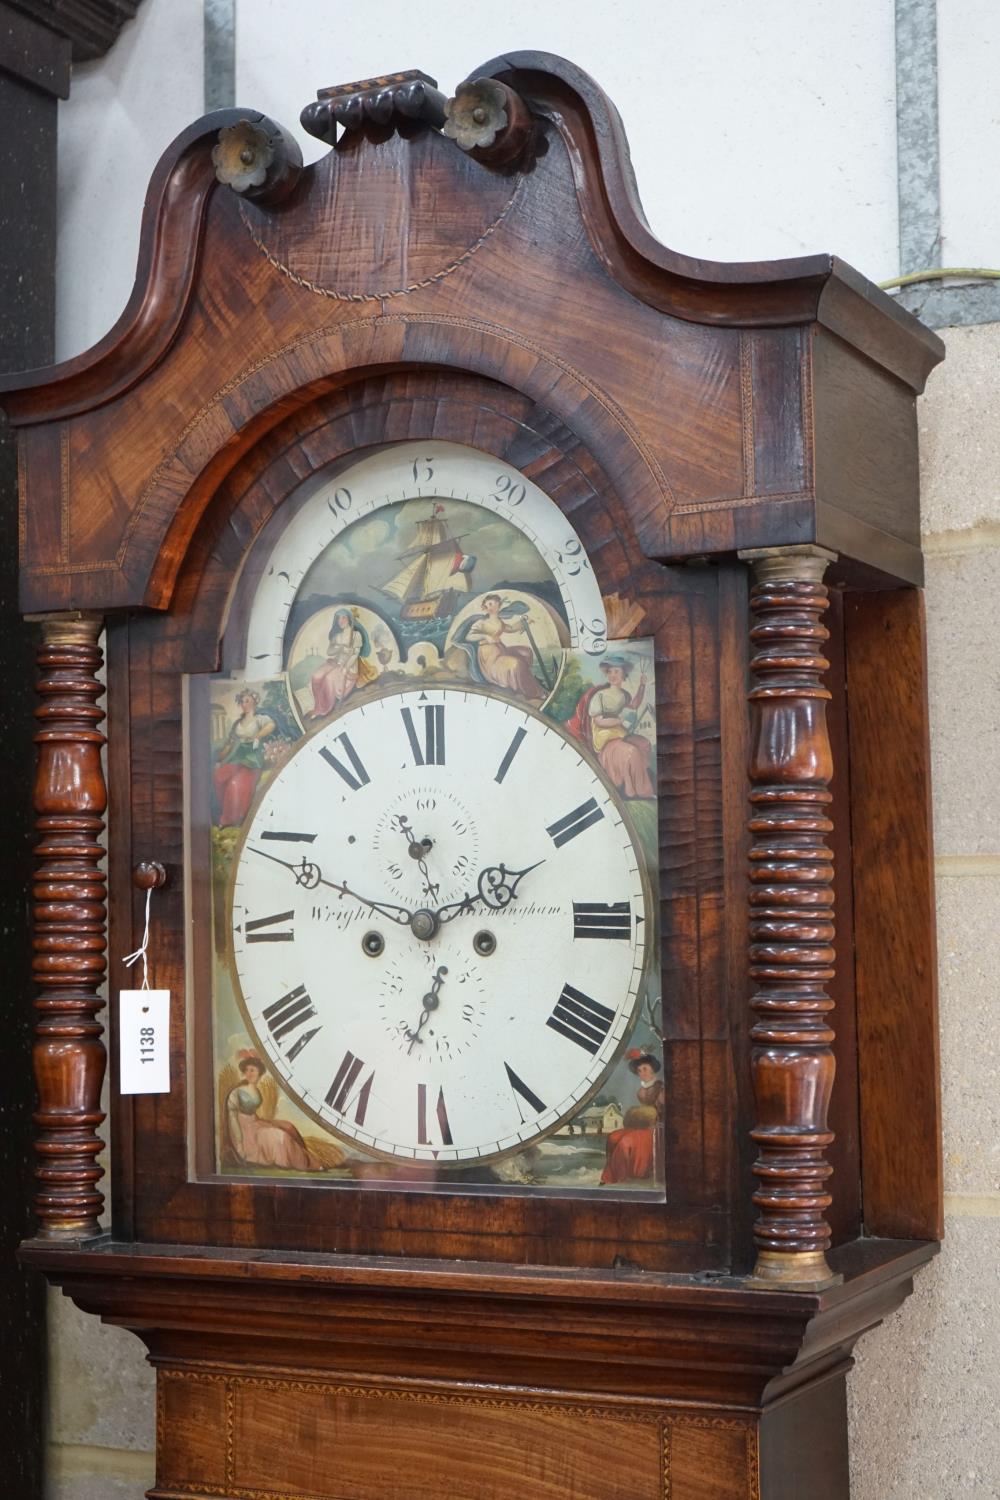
[238,440,608,674]
[230,685,649,1163]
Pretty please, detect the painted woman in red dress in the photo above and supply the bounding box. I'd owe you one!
[212,690,276,828]
[601,1050,664,1184]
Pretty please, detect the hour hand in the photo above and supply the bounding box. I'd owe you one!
[435,860,543,923]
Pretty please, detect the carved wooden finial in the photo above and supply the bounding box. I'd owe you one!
[301,70,447,144]
[32,615,108,1239]
[739,546,842,1290]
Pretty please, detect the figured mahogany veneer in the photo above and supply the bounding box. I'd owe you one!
[4,48,945,1500]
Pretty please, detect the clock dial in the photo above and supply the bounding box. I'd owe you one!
[230,685,649,1163]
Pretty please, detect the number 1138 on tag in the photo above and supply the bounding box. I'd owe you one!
[119,989,170,1094]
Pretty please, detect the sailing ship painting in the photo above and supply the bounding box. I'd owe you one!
[379,503,477,622]
[282,494,573,697]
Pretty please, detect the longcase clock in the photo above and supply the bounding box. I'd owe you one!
[2,53,944,1500]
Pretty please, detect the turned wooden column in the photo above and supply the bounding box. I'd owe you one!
[31,615,107,1239]
[740,546,840,1290]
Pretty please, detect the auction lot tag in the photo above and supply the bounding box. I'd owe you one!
[119,989,171,1094]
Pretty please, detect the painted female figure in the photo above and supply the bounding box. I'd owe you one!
[309,608,377,719]
[568,655,654,800]
[225,1054,318,1171]
[601,1050,664,1184]
[213,689,275,828]
[459,593,546,704]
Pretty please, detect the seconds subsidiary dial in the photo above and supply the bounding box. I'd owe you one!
[230,685,650,1164]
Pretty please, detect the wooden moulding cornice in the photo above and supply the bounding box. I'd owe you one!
[480,53,943,393]
[0,53,942,433]
[22,1236,935,1407]
[9,0,142,62]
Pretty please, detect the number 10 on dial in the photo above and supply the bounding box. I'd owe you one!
[230,685,651,1164]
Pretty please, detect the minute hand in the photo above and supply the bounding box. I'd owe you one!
[435,860,544,924]
[247,846,413,926]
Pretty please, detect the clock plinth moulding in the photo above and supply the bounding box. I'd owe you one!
[5,51,943,1500]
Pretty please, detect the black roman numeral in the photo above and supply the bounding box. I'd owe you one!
[262,984,320,1061]
[504,1063,546,1120]
[319,732,370,791]
[494,726,527,784]
[245,910,295,943]
[417,1083,453,1146]
[546,983,615,1055]
[260,829,317,844]
[546,797,604,848]
[401,704,445,766]
[572,901,632,940]
[325,1050,374,1125]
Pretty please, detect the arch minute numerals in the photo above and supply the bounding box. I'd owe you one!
[231,685,649,1163]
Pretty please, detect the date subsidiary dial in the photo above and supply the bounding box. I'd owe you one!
[230,685,650,1163]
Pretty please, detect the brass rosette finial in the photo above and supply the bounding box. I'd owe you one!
[213,120,274,193]
[443,78,533,165]
[212,115,303,204]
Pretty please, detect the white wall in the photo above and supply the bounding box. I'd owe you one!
[56,0,901,361]
[55,0,204,361]
[938,0,1000,268]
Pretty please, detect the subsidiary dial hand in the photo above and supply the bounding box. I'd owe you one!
[395,814,439,901]
[435,860,544,924]
[248,845,414,927]
[405,965,448,1054]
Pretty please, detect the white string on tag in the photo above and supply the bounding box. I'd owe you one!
[123,885,153,991]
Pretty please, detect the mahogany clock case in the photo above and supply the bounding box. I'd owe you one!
[5,51,942,1291]
[1,49,948,1500]
[114,369,748,1273]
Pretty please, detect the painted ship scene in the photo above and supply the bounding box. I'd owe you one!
[378,502,477,625]
[282,495,571,705]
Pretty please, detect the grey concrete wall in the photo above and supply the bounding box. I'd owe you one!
[848,323,1000,1499]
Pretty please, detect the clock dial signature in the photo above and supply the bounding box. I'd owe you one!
[230,685,650,1164]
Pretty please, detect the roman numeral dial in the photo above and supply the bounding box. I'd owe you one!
[231,682,652,1164]
[262,984,320,1061]
[547,983,616,1054]
[401,703,445,766]
[573,901,632,939]
[244,910,295,943]
[546,797,604,847]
